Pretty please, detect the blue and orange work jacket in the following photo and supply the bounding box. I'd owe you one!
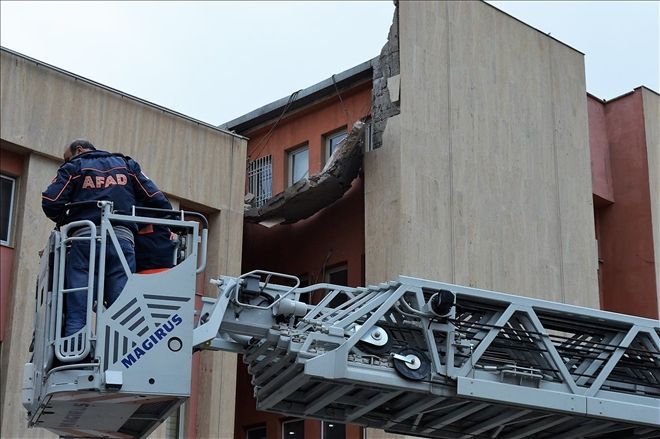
[42,150,172,230]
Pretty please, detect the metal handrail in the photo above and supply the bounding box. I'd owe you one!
[54,220,97,362]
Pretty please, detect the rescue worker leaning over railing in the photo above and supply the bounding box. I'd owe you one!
[41,139,172,345]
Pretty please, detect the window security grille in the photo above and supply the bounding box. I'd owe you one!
[247,155,272,207]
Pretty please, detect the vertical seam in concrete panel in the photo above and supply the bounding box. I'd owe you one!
[226,136,235,274]
[640,91,659,309]
[446,1,456,283]
[549,43,567,303]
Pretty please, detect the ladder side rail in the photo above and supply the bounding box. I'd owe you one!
[573,330,626,387]
[304,283,410,380]
[321,289,391,331]
[399,276,660,329]
[300,283,394,330]
[54,220,97,362]
[301,288,351,325]
[456,304,518,377]
[324,289,382,327]
[521,308,580,394]
[319,288,379,326]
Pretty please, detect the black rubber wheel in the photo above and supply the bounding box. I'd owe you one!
[393,348,431,381]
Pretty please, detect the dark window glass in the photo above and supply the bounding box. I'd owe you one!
[327,268,348,286]
[282,419,304,439]
[297,274,311,304]
[323,422,346,439]
[246,425,267,439]
[0,175,16,244]
[325,265,349,308]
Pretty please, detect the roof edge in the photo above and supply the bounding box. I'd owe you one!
[589,86,659,105]
[484,1,585,56]
[221,58,375,132]
[0,46,247,140]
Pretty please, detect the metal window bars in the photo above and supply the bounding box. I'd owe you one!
[247,155,273,207]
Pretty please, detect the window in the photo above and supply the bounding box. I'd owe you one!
[0,174,16,246]
[288,145,309,186]
[322,422,346,439]
[325,264,349,308]
[246,425,267,439]
[325,264,348,286]
[282,419,304,439]
[325,129,348,163]
[247,155,272,207]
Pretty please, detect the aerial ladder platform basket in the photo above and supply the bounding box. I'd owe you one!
[23,206,660,438]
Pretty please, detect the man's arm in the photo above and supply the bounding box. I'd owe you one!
[127,159,172,210]
[42,162,79,222]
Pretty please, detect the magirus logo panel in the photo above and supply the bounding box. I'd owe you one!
[105,293,191,369]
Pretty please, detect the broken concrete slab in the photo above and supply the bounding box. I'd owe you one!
[245,121,366,226]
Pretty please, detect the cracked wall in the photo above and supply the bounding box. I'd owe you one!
[371,4,401,151]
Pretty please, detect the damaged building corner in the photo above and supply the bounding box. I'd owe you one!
[244,121,366,227]
[371,2,401,151]
[239,2,401,228]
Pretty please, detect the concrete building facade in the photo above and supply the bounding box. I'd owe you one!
[0,47,246,439]
[225,3,658,438]
[1,1,658,439]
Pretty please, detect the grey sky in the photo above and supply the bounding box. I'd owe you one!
[1,1,658,126]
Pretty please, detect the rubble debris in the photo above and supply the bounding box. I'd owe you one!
[245,121,365,226]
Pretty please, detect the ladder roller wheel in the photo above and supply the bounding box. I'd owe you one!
[393,348,431,381]
[357,327,393,355]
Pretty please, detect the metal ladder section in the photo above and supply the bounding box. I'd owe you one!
[196,273,660,439]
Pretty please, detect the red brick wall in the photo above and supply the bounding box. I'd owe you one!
[587,90,658,318]
[0,147,24,342]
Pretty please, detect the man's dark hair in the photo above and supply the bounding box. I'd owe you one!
[68,139,96,154]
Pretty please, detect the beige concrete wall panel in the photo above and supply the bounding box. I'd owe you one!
[1,50,247,438]
[642,88,660,300]
[365,428,417,439]
[1,154,60,439]
[548,43,599,307]
[194,210,241,438]
[196,351,237,439]
[446,2,565,300]
[397,1,453,283]
[0,51,247,211]
[365,115,403,283]
[367,0,598,312]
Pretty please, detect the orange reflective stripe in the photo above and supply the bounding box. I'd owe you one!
[137,224,154,235]
[137,268,170,274]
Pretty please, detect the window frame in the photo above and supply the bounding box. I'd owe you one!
[287,143,309,187]
[0,174,17,247]
[247,155,273,207]
[282,418,305,439]
[324,263,348,285]
[324,127,348,163]
[321,421,346,439]
[245,423,267,439]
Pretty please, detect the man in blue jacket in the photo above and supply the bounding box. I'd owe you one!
[42,139,172,337]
